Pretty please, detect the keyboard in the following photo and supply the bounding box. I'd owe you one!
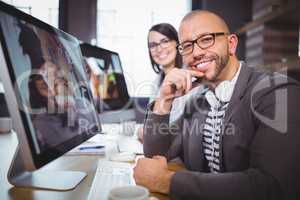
[87,160,135,200]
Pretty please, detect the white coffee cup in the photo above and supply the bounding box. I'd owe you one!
[108,185,157,200]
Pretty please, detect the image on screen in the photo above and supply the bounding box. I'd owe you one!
[80,44,131,112]
[0,10,101,155]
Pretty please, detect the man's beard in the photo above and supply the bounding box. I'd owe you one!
[209,51,229,82]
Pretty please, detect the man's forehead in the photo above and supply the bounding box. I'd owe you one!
[179,22,214,42]
[179,16,225,42]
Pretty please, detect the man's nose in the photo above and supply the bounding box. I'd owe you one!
[192,42,205,58]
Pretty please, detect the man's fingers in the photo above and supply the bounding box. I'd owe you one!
[165,80,184,96]
[185,71,192,92]
[159,68,205,99]
[153,155,163,159]
[189,69,205,78]
[172,73,186,92]
[153,155,167,163]
[168,71,191,92]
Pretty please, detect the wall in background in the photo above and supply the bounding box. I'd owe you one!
[59,0,97,44]
[97,0,192,97]
[191,0,252,60]
[1,0,59,27]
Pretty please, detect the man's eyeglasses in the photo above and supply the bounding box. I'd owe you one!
[177,32,229,56]
[148,38,172,52]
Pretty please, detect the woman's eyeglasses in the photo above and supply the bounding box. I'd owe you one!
[148,38,172,52]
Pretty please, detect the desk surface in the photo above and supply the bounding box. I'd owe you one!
[0,132,181,200]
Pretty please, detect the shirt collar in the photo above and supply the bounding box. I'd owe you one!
[206,61,242,105]
[230,61,242,86]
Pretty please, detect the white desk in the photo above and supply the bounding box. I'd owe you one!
[0,131,174,200]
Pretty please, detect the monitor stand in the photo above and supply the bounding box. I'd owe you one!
[7,145,87,191]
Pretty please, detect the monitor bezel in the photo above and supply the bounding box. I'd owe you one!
[0,1,101,170]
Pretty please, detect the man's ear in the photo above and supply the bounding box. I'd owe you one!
[228,34,238,55]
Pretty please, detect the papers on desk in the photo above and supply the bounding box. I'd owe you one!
[117,136,144,155]
[90,127,144,155]
[65,132,144,156]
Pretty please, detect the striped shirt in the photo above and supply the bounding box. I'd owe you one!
[202,63,242,172]
[203,101,228,173]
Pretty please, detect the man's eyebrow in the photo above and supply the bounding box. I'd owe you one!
[181,32,212,44]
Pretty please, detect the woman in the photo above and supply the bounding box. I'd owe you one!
[137,23,182,143]
[147,23,182,97]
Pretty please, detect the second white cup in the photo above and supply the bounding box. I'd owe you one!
[108,185,156,200]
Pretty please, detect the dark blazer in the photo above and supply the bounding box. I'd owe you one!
[143,63,300,200]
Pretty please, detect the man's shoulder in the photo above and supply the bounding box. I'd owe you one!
[242,63,300,101]
[242,62,300,84]
[241,63,268,82]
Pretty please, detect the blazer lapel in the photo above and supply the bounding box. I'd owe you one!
[223,63,253,125]
[190,105,208,171]
[219,63,253,171]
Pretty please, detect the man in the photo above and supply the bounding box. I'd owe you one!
[133,10,300,200]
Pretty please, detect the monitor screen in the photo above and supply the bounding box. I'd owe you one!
[0,2,101,169]
[80,43,131,112]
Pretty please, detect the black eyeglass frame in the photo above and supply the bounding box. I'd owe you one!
[148,38,172,52]
[177,32,229,56]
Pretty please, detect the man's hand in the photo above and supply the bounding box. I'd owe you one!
[133,156,175,194]
[153,68,204,115]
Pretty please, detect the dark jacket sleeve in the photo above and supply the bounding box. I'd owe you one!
[169,81,300,200]
[143,102,183,160]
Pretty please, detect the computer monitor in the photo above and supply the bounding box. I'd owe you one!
[80,43,131,112]
[0,81,9,117]
[0,2,101,190]
[0,80,12,133]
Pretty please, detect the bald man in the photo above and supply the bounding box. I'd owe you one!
[133,10,300,200]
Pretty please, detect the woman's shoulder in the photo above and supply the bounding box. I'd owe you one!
[153,72,163,83]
